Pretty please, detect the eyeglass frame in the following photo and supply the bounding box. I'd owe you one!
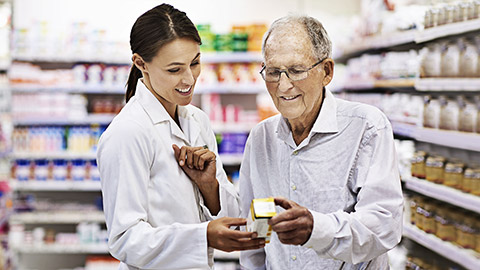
[259,57,327,83]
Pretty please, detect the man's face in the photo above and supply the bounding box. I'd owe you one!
[263,23,331,123]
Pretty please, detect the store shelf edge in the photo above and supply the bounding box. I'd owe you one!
[403,224,480,270]
[403,176,480,214]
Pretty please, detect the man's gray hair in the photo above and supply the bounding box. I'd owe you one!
[262,15,332,61]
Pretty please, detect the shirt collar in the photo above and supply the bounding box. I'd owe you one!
[135,79,172,124]
[135,79,199,144]
[276,88,339,144]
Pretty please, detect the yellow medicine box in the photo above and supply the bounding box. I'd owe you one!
[246,197,276,243]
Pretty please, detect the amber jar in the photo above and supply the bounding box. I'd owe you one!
[434,205,456,242]
[462,168,476,193]
[411,151,427,179]
[415,197,426,231]
[456,214,477,249]
[425,156,446,183]
[470,169,480,196]
[409,196,418,225]
[444,161,465,189]
[423,201,437,234]
[475,217,480,253]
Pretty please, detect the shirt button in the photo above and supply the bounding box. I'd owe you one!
[291,255,297,261]
[291,185,297,191]
[293,150,298,155]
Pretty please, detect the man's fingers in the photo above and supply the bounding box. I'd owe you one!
[274,197,294,210]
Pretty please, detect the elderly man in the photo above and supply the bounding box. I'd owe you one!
[239,15,403,269]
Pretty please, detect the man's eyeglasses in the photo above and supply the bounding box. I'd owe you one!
[259,57,326,83]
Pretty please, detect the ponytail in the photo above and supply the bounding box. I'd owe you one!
[125,64,142,103]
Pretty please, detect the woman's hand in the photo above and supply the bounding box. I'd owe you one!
[173,144,220,214]
[207,217,266,252]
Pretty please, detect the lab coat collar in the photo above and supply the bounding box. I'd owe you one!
[276,88,339,147]
[135,79,199,145]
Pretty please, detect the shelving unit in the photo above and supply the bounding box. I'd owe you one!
[338,11,480,268]
[11,180,101,192]
[403,224,480,270]
[403,176,480,214]
[10,210,105,224]
[12,243,109,254]
[391,122,480,152]
[337,18,480,61]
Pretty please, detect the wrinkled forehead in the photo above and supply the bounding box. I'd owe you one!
[264,22,315,65]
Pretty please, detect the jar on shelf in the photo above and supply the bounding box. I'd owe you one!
[456,214,476,250]
[470,168,480,196]
[411,151,427,179]
[462,167,477,194]
[422,201,437,234]
[52,159,67,181]
[409,195,417,225]
[439,97,459,131]
[475,216,480,253]
[458,98,478,133]
[443,160,465,189]
[415,197,427,231]
[425,156,446,184]
[423,96,440,129]
[434,204,456,242]
[15,159,30,181]
[34,159,49,181]
[71,159,86,181]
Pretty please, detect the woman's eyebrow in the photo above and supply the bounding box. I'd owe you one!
[167,53,201,66]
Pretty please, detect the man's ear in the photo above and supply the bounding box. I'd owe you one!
[322,59,334,86]
[132,53,147,73]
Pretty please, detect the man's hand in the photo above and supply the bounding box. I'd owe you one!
[268,197,313,245]
[208,217,266,252]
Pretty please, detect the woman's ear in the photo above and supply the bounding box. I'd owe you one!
[322,59,334,86]
[132,53,147,73]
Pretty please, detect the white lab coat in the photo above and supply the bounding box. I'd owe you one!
[97,80,240,269]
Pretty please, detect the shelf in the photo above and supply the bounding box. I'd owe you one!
[337,19,480,61]
[201,52,262,63]
[12,243,109,254]
[343,78,415,90]
[403,176,480,214]
[391,122,480,152]
[195,83,265,94]
[219,153,243,166]
[212,122,255,133]
[10,210,104,224]
[11,85,125,94]
[11,180,101,192]
[12,83,265,95]
[13,113,116,126]
[415,19,480,43]
[11,151,96,160]
[403,224,480,270]
[415,78,480,91]
[12,51,262,65]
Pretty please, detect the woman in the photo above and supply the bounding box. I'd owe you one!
[97,4,264,269]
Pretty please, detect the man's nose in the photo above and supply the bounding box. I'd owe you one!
[277,72,293,92]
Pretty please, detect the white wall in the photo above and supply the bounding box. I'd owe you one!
[12,0,360,49]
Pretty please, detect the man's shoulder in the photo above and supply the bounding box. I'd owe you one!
[251,114,282,133]
[335,98,389,129]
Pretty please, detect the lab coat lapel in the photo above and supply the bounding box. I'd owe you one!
[177,106,200,146]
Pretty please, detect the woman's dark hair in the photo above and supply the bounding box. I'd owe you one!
[126,4,201,102]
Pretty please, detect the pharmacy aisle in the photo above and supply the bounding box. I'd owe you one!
[335,1,480,269]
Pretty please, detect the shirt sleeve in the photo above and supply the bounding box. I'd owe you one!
[302,122,404,264]
[197,114,241,221]
[97,121,211,269]
[238,136,267,270]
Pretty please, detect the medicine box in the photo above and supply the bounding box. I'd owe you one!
[246,197,276,243]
